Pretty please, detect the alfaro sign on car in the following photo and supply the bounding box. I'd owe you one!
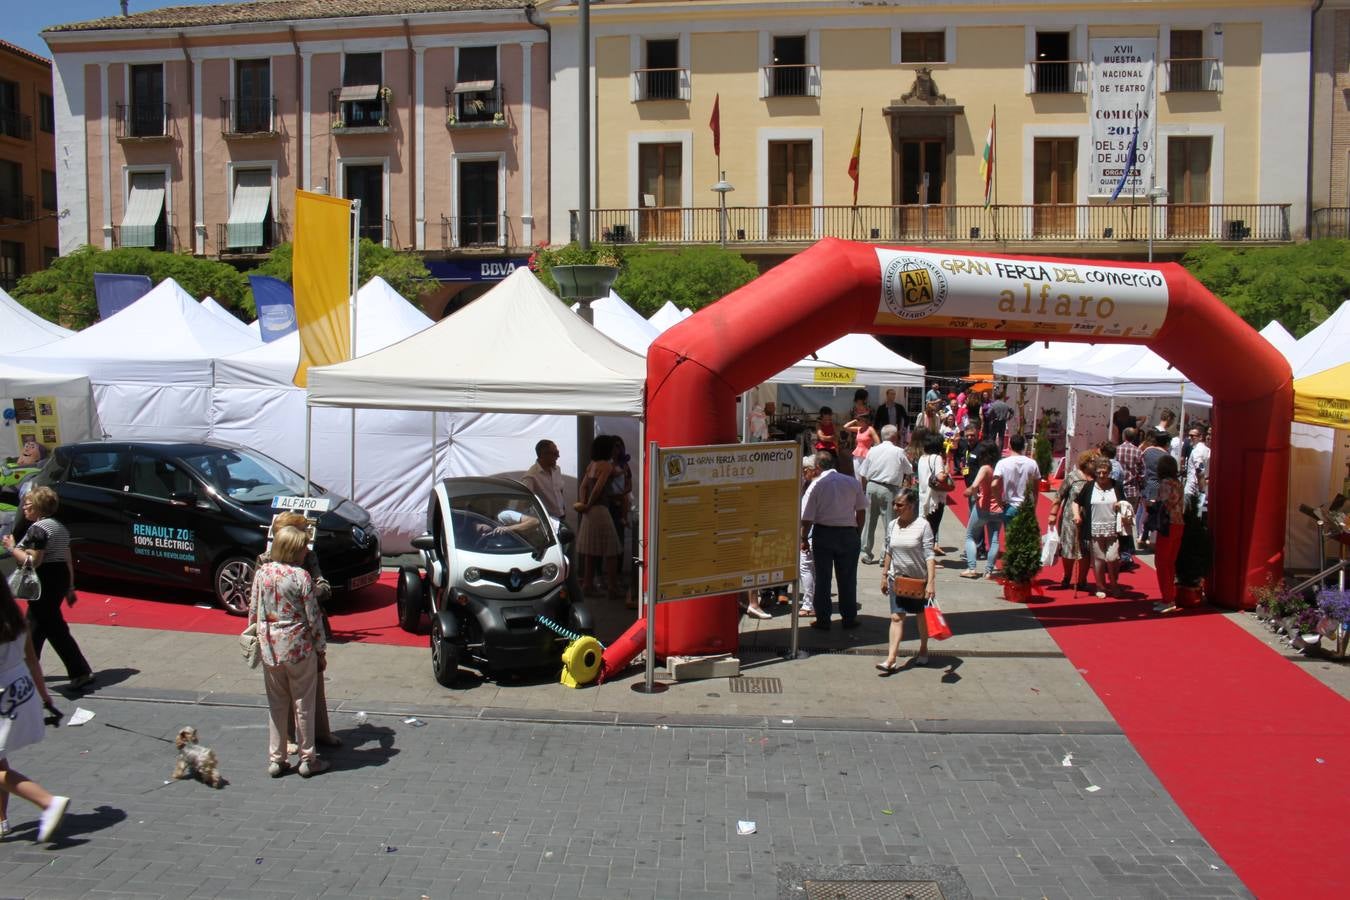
[272,495,332,513]
[874,247,1169,339]
[654,441,799,603]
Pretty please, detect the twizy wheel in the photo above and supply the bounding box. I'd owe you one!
[396,567,424,633]
[431,617,462,687]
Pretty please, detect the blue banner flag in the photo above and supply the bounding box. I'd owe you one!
[92,272,152,320]
[247,275,298,343]
[1110,125,1140,203]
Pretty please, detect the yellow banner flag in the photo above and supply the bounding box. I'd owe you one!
[292,190,353,387]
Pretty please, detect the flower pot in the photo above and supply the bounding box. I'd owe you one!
[1038,478,1051,492]
[1003,580,1033,604]
[1174,585,1205,609]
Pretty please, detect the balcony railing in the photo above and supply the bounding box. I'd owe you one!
[110,223,173,252]
[1164,57,1220,92]
[440,213,510,249]
[221,96,277,135]
[1030,59,1086,94]
[116,102,171,139]
[761,63,819,98]
[632,67,689,101]
[330,88,390,131]
[447,82,503,125]
[0,194,34,221]
[215,220,285,255]
[1311,207,1350,239]
[0,108,32,141]
[571,203,1292,245]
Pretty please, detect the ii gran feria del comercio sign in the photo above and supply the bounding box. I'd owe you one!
[1090,37,1157,197]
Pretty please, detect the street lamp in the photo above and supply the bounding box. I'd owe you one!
[552,263,620,487]
[1146,185,1168,263]
[711,172,734,246]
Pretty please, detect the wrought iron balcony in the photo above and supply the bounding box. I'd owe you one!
[571,203,1292,246]
[446,82,504,126]
[0,108,32,141]
[761,64,819,98]
[221,96,277,136]
[216,220,285,256]
[330,87,391,132]
[1030,59,1086,94]
[110,223,173,252]
[440,213,511,249]
[116,102,171,139]
[1164,57,1221,93]
[1311,207,1350,239]
[632,67,688,101]
[0,193,33,221]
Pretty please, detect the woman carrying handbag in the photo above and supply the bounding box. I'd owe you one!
[876,488,935,673]
[916,432,954,556]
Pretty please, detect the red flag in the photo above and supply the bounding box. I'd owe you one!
[847,114,862,206]
[709,93,721,157]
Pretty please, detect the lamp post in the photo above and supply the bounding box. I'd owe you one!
[578,0,591,251]
[1146,185,1168,263]
[711,172,734,246]
[552,264,620,488]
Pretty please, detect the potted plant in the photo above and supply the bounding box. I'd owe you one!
[1033,418,1053,491]
[1000,500,1042,603]
[1291,606,1323,649]
[1315,588,1350,657]
[1172,501,1212,608]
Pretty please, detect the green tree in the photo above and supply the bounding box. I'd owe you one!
[530,243,759,316]
[12,246,253,329]
[246,239,437,303]
[1001,499,1043,585]
[1180,240,1350,337]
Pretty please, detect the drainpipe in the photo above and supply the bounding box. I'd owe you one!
[405,18,415,251]
[1308,0,1325,237]
[291,25,303,200]
[524,3,551,242]
[179,33,196,254]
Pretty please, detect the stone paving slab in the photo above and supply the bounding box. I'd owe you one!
[0,698,1250,899]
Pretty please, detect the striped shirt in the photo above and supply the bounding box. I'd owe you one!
[19,517,71,565]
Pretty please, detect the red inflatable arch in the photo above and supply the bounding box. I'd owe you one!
[636,239,1292,659]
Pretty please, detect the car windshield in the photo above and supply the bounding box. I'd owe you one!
[449,493,553,557]
[178,447,317,504]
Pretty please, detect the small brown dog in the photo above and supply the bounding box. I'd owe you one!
[173,727,225,788]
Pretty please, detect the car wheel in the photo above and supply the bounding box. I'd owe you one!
[396,567,424,633]
[214,555,255,616]
[431,617,461,687]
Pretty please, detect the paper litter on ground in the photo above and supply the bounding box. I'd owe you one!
[67,707,96,726]
[736,820,757,835]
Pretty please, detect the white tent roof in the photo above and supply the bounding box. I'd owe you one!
[1259,320,1298,360]
[307,268,646,415]
[648,300,686,332]
[0,286,75,352]
[3,278,258,384]
[571,291,660,355]
[1289,301,1350,378]
[768,333,924,387]
[201,297,262,343]
[993,341,1091,379]
[215,276,434,387]
[0,363,97,456]
[1037,343,1212,405]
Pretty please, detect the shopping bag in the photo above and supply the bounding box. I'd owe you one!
[1040,528,1061,567]
[924,601,953,641]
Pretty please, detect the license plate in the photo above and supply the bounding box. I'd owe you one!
[348,570,380,591]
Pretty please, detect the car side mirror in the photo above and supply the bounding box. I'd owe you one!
[411,533,437,552]
[169,490,197,507]
[556,523,575,546]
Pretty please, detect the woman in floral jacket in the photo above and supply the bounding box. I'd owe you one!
[249,525,329,778]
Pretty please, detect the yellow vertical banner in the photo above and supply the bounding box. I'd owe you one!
[292,190,353,387]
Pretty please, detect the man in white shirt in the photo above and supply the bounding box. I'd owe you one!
[1185,425,1210,504]
[520,440,566,521]
[801,451,866,630]
[994,434,1041,526]
[858,425,913,565]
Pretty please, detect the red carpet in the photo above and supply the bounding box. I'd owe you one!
[949,488,1350,899]
[59,572,423,648]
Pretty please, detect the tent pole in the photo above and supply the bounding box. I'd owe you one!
[429,411,437,505]
[636,416,646,618]
[304,404,313,498]
[350,408,356,500]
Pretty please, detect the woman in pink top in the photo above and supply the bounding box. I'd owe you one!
[844,412,879,474]
[961,441,1004,578]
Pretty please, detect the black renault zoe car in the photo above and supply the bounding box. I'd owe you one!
[23,442,380,614]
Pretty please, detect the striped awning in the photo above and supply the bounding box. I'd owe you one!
[452,80,495,94]
[120,175,165,248]
[226,170,272,249]
[338,84,379,102]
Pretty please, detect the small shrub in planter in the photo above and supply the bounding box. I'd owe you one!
[1000,500,1042,602]
[1317,588,1350,625]
[1033,421,1053,487]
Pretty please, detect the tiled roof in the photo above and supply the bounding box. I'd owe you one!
[45,0,529,34]
[0,38,52,67]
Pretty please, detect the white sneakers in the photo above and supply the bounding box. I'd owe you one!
[298,758,330,778]
[0,817,11,839]
[37,796,68,842]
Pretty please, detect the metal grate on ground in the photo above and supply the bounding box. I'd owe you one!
[779,865,973,900]
[804,880,944,900]
[729,676,783,694]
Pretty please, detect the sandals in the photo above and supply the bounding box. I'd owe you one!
[746,606,773,620]
[875,660,902,674]
[959,570,982,579]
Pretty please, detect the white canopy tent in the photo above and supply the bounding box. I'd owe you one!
[1259,320,1298,360]
[648,300,687,333]
[571,291,661,356]
[0,364,97,458]
[211,277,443,552]
[0,287,75,352]
[767,333,925,387]
[201,297,262,343]
[2,278,258,442]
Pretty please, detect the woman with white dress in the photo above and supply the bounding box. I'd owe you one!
[876,488,936,673]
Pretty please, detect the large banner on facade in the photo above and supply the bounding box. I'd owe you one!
[1089,38,1156,198]
[874,247,1170,339]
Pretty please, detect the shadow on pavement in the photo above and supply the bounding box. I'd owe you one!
[332,724,398,770]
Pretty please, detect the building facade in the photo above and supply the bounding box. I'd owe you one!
[1310,0,1350,238]
[545,0,1312,257]
[43,0,548,313]
[0,40,58,291]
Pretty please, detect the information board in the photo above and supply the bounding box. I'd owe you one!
[653,441,800,603]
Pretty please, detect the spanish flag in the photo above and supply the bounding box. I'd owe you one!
[847,109,862,206]
[979,110,996,208]
[292,190,353,387]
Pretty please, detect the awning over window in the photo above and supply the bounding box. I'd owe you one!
[452,80,496,94]
[338,84,380,102]
[226,170,272,249]
[121,175,165,248]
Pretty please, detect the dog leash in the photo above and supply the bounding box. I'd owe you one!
[103,722,173,744]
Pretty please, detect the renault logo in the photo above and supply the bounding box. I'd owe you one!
[508,568,524,592]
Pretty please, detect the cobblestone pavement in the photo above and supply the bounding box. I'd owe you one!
[0,697,1249,899]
